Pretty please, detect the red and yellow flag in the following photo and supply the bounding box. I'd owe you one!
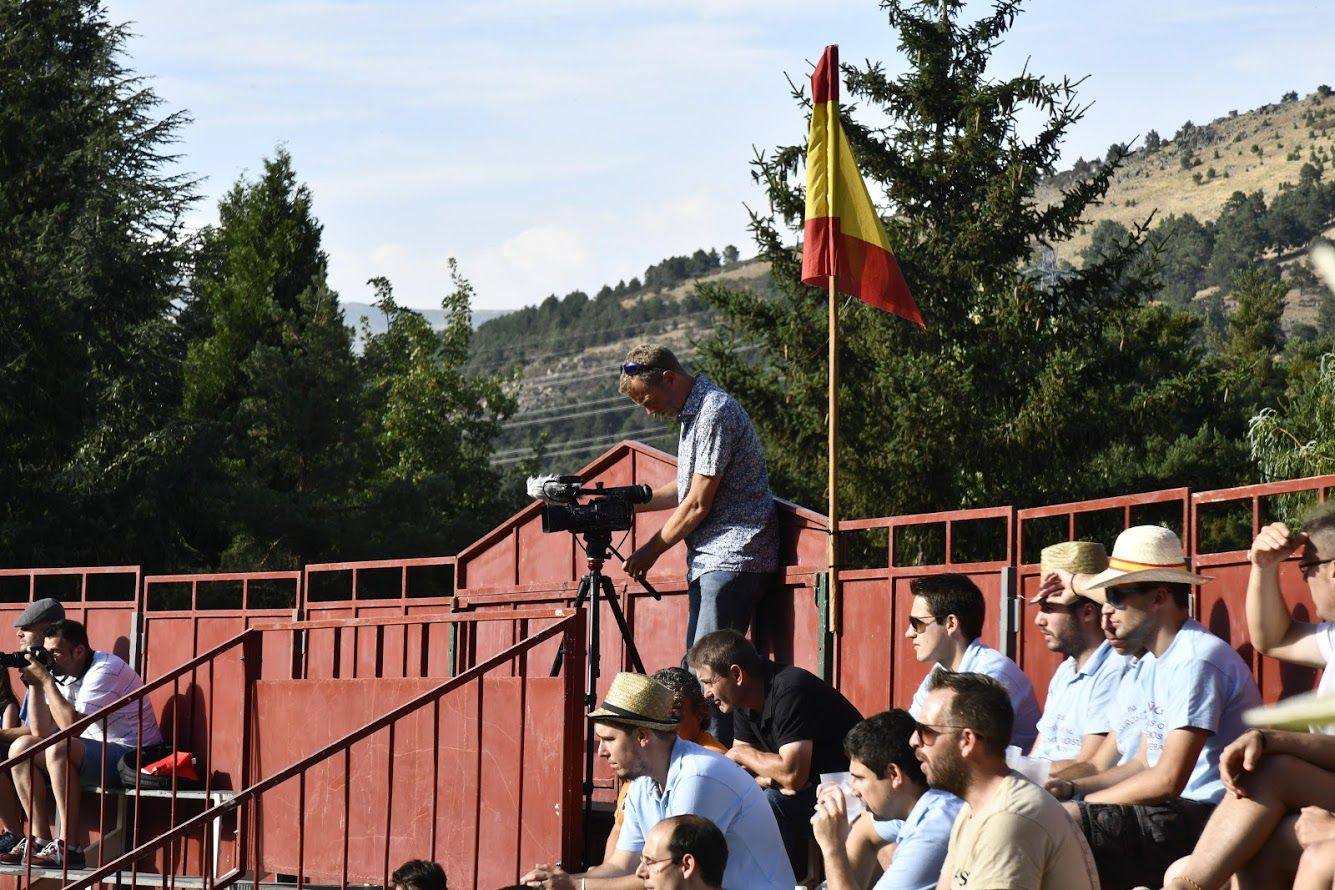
[801,45,922,327]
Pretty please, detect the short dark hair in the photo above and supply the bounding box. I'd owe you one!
[844,709,926,787]
[910,574,985,641]
[663,814,727,886]
[927,671,1013,757]
[1302,503,1335,549]
[653,666,710,722]
[45,619,89,650]
[391,859,446,890]
[687,630,764,677]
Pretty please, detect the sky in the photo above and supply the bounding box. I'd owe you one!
[110,0,1330,312]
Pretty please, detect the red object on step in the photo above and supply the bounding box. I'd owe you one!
[142,751,198,781]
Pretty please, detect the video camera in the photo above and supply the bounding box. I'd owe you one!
[0,646,54,672]
[529,475,653,536]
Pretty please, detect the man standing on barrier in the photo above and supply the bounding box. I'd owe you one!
[618,344,778,743]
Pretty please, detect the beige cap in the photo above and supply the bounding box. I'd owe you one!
[1030,541,1110,605]
[588,672,679,732]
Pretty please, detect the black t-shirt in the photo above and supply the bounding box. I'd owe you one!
[733,661,864,784]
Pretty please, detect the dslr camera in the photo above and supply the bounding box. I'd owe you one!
[0,646,54,671]
[529,475,653,536]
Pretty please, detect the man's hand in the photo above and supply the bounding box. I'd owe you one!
[811,785,851,853]
[1296,806,1335,849]
[1044,777,1075,801]
[1037,569,1074,601]
[1249,522,1306,569]
[19,653,51,688]
[623,539,664,580]
[518,863,575,890]
[1221,729,1267,798]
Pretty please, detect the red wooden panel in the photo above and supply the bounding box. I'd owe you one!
[438,683,481,889]
[519,676,571,870]
[1014,569,1064,707]
[835,575,893,715]
[518,512,575,587]
[889,575,933,708]
[461,530,518,589]
[477,677,525,888]
[626,588,691,675]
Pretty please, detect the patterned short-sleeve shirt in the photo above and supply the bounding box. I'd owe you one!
[676,375,778,581]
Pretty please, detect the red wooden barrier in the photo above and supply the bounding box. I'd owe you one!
[301,557,456,680]
[1014,489,1190,705]
[0,566,140,665]
[835,507,1013,717]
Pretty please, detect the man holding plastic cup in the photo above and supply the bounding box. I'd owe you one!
[811,710,961,890]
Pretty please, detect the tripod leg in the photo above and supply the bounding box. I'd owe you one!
[551,575,592,678]
[600,575,647,674]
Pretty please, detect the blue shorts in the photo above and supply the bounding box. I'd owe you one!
[76,739,137,788]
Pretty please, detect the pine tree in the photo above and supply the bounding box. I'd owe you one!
[0,0,197,565]
[182,149,362,568]
[697,0,1245,534]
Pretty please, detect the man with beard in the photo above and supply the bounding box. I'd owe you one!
[617,344,778,747]
[912,671,1098,889]
[520,672,792,890]
[810,709,961,890]
[1028,543,1129,768]
[1040,526,1261,890]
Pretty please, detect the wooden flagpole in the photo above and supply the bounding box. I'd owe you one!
[828,275,840,637]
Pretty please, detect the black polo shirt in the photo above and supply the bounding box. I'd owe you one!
[733,660,864,783]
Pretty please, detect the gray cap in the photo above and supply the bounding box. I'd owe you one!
[13,598,64,629]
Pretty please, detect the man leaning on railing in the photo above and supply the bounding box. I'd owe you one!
[1,618,164,869]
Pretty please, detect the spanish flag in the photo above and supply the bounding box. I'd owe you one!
[801,45,922,327]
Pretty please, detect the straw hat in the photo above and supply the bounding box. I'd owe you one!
[1028,542,1109,604]
[1085,525,1210,590]
[588,672,679,732]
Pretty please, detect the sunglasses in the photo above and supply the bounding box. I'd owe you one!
[907,615,940,633]
[1104,584,1157,610]
[913,720,969,744]
[621,361,664,377]
[1299,556,1335,576]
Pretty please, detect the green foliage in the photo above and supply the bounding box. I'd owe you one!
[181,150,363,568]
[0,0,197,566]
[1250,353,1335,481]
[697,0,1248,525]
[355,270,521,557]
[1217,268,1287,412]
[1210,190,1270,285]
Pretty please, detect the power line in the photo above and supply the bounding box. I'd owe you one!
[501,401,641,431]
[491,430,677,468]
[490,424,674,461]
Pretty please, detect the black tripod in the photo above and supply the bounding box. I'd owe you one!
[548,529,660,865]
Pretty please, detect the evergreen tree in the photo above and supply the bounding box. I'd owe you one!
[697,0,1245,529]
[356,267,520,556]
[0,0,197,565]
[1210,190,1269,285]
[1147,214,1214,311]
[1217,268,1287,413]
[182,149,362,568]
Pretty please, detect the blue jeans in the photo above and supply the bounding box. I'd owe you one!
[77,739,136,788]
[684,570,772,745]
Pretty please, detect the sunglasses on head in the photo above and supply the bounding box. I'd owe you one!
[621,361,664,377]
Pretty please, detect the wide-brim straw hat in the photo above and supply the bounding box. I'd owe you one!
[1028,542,1109,604]
[588,672,679,732]
[1086,525,1210,590]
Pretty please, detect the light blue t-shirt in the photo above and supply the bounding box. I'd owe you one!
[1106,654,1146,765]
[910,639,1042,753]
[870,789,963,890]
[1138,619,1262,804]
[618,739,795,890]
[1031,641,1129,762]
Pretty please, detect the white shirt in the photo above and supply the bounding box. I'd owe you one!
[1032,641,1129,762]
[910,639,1042,752]
[63,651,164,747]
[1311,622,1335,733]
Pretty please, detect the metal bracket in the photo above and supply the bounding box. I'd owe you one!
[815,573,833,683]
[998,566,1019,659]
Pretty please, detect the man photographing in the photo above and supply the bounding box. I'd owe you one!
[618,345,777,735]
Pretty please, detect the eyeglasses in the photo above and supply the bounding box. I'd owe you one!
[638,853,680,870]
[621,361,664,377]
[913,721,969,744]
[907,615,940,633]
[1299,556,1335,576]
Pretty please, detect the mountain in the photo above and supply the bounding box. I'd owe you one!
[341,302,510,347]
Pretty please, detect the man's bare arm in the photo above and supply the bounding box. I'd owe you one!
[1247,523,1324,666]
[728,740,813,793]
[1085,728,1209,805]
